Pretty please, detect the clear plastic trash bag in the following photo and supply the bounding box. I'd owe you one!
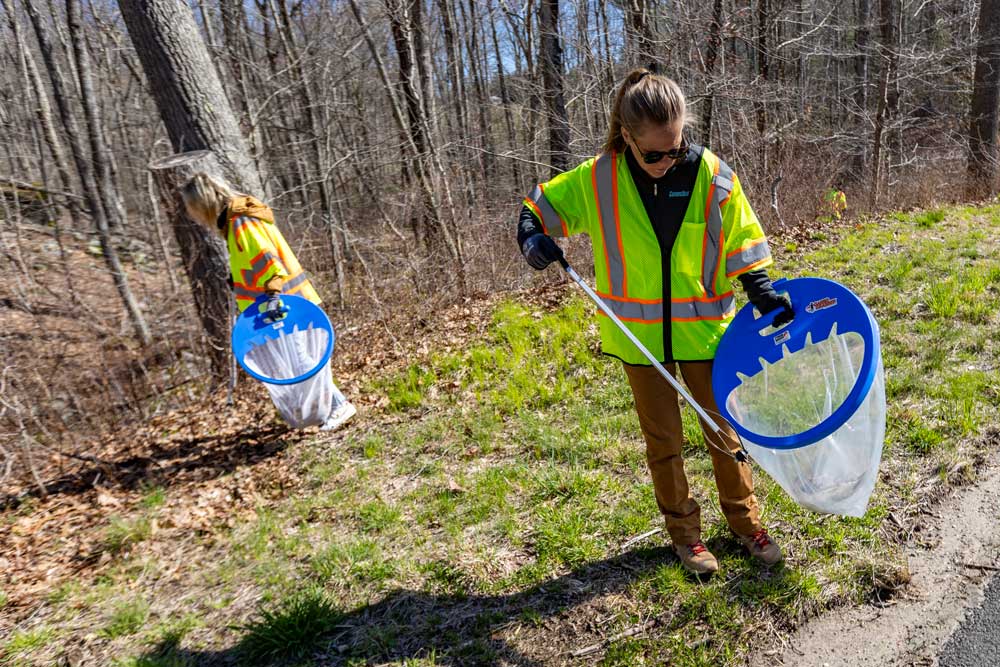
[713,278,885,517]
[243,324,334,428]
[723,327,885,516]
[232,295,337,430]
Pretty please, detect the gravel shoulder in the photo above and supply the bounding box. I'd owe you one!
[767,460,1000,667]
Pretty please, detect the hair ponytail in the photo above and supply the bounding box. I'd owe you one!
[604,69,688,154]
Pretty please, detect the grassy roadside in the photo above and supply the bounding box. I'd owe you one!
[3,202,1000,666]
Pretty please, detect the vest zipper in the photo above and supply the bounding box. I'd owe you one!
[654,183,657,197]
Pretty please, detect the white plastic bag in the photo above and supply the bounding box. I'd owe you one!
[723,326,886,516]
[243,324,334,428]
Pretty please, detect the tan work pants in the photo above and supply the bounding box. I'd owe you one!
[623,361,762,546]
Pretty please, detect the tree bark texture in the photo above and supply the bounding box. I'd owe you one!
[967,0,1000,198]
[539,0,570,174]
[148,151,232,377]
[117,0,263,194]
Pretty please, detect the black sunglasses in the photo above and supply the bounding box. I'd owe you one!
[632,137,688,164]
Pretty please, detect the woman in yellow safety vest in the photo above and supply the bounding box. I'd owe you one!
[517,69,793,575]
[180,173,356,432]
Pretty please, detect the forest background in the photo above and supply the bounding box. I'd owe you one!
[2,0,1000,578]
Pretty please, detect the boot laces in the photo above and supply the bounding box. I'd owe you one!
[687,541,707,556]
[750,529,771,549]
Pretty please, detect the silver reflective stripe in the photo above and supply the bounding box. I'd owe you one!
[282,272,309,291]
[726,239,772,276]
[231,215,251,236]
[594,153,626,298]
[527,186,567,238]
[233,284,260,300]
[701,161,734,298]
[671,293,735,320]
[239,250,281,287]
[602,297,663,322]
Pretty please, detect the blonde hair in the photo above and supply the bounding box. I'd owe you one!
[180,172,239,229]
[604,69,687,154]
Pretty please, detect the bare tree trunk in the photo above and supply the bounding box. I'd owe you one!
[870,0,898,208]
[436,0,468,140]
[149,151,231,376]
[702,0,724,145]
[967,0,1000,198]
[624,0,656,66]
[488,0,521,185]
[756,0,770,172]
[119,0,265,374]
[852,0,872,180]
[348,0,464,279]
[539,0,569,174]
[118,0,262,193]
[268,0,346,305]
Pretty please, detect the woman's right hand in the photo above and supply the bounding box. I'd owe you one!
[521,233,564,270]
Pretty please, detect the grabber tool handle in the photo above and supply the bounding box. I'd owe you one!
[558,257,747,461]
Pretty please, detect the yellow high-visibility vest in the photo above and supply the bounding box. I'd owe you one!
[523,148,772,362]
[224,196,320,312]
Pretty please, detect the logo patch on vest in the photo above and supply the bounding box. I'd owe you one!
[668,190,691,198]
[773,330,791,345]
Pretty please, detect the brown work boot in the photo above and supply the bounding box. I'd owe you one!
[739,528,783,566]
[674,540,720,575]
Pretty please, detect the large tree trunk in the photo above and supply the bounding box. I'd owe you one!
[967,0,1000,198]
[118,0,262,193]
[702,0,724,146]
[539,0,569,175]
[119,0,265,376]
[148,152,231,376]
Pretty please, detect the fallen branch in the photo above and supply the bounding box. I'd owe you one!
[0,176,86,201]
[957,561,1000,572]
[569,619,658,657]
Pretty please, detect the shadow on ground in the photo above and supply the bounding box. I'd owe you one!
[1,424,301,508]
[137,539,786,667]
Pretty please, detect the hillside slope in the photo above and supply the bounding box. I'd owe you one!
[3,202,1000,666]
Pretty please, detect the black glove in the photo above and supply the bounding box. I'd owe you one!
[263,293,287,323]
[521,233,564,270]
[759,293,794,328]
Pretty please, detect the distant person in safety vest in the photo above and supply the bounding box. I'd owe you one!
[180,172,356,432]
[517,69,793,575]
[822,185,847,221]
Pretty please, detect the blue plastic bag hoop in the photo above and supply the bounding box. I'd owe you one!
[712,277,880,450]
[231,294,335,386]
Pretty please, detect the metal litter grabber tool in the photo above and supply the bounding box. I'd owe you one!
[558,256,749,463]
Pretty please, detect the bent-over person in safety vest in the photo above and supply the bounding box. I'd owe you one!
[181,172,356,432]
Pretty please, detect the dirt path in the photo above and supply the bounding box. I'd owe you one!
[767,461,1000,667]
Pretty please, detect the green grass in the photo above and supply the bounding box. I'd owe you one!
[236,587,344,663]
[9,203,1000,666]
[103,515,152,555]
[3,626,55,656]
[101,598,150,638]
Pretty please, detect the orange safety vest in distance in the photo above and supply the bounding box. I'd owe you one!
[523,148,772,363]
[225,196,321,312]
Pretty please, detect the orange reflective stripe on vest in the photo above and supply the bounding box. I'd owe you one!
[725,237,772,276]
[524,185,569,237]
